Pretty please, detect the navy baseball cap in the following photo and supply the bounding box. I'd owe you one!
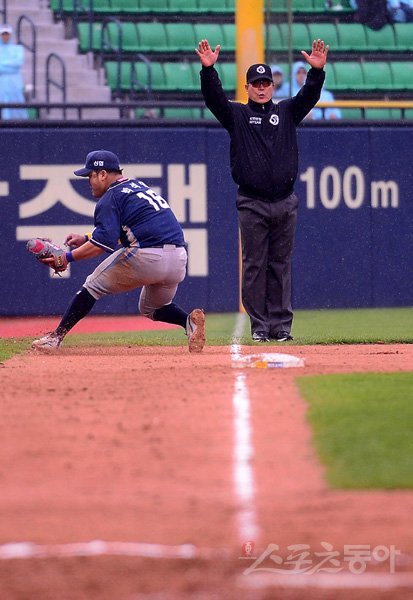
[74,150,122,177]
[246,63,273,84]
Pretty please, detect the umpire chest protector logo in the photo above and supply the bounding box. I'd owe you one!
[269,114,279,126]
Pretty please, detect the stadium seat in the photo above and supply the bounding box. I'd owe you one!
[163,62,198,91]
[393,23,413,51]
[389,61,413,90]
[216,62,236,91]
[336,24,368,51]
[105,61,135,92]
[163,107,202,119]
[340,108,363,119]
[307,23,339,49]
[164,23,197,52]
[111,0,142,13]
[222,23,236,52]
[137,0,169,13]
[168,0,199,13]
[136,23,168,53]
[269,0,288,11]
[135,61,167,91]
[77,22,101,52]
[364,108,402,120]
[267,24,287,52]
[201,0,233,13]
[293,0,315,12]
[278,23,311,51]
[364,25,397,51]
[361,62,393,91]
[403,109,413,119]
[193,23,223,49]
[329,62,364,91]
[323,62,336,88]
[102,22,139,52]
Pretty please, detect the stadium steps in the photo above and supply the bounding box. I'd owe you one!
[7,0,117,119]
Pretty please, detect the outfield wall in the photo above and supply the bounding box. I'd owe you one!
[0,126,411,316]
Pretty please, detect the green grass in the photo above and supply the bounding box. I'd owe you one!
[298,372,413,489]
[0,307,412,360]
[0,338,31,362]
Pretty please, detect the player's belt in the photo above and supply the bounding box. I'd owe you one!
[140,244,186,248]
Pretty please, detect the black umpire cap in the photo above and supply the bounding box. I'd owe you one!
[246,64,273,84]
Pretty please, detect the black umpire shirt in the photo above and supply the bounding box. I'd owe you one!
[200,65,325,202]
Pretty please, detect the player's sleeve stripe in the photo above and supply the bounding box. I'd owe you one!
[90,237,114,253]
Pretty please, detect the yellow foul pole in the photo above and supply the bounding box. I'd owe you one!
[236,0,265,103]
[236,0,265,312]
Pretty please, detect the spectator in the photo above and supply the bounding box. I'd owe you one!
[291,61,341,120]
[387,0,413,21]
[271,64,290,100]
[0,24,28,120]
[351,0,389,29]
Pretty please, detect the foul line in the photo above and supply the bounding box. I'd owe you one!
[230,312,260,543]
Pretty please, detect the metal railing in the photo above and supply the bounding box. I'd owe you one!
[45,53,67,118]
[0,100,413,123]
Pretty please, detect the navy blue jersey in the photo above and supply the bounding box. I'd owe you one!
[90,177,185,252]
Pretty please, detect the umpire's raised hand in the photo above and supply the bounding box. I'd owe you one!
[196,39,221,67]
[301,38,330,70]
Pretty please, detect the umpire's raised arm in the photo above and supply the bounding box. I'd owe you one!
[196,38,234,130]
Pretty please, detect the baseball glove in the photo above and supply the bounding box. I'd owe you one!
[26,238,68,274]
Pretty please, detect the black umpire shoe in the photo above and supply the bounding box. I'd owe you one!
[272,331,294,342]
[252,332,270,343]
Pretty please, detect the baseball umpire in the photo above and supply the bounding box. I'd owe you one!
[32,150,205,353]
[196,38,329,342]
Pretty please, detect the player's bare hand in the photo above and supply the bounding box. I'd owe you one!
[195,39,221,67]
[301,39,329,70]
[64,233,87,248]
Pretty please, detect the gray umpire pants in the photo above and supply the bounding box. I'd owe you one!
[236,192,299,337]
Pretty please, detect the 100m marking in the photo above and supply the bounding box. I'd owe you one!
[300,166,399,209]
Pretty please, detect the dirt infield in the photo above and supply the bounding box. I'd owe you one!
[0,339,412,599]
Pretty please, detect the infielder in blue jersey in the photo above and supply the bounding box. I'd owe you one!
[32,150,205,353]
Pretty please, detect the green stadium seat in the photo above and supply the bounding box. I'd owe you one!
[293,0,315,12]
[201,0,231,13]
[389,61,413,90]
[307,23,339,49]
[341,107,363,119]
[168,0,199,13]
[330,62,364,91]
[111,0,142,13]
[226,0,235,11]
[163,107,202,119]
[336,24,368,51]
[361,62,393,90]
[136,22,168,53]
[164,23,196,52]
[163,62,197,91]
[138,0,169,12]
[267,24,286,52]
[278,23,311,51]
[393,23,413,51]
[102,22,139,52]
[364,25,396,51]
[193,23,223,49]
[403,109,413,119]
[77,22,101,52]
[222,23,236,52]
[323,62,336,88]
[364,108,402,120]
[269,0,288,11]
[135,61,167,91]
[217,62,236,91]
[105,61,135,92]
[86,0,114,14]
